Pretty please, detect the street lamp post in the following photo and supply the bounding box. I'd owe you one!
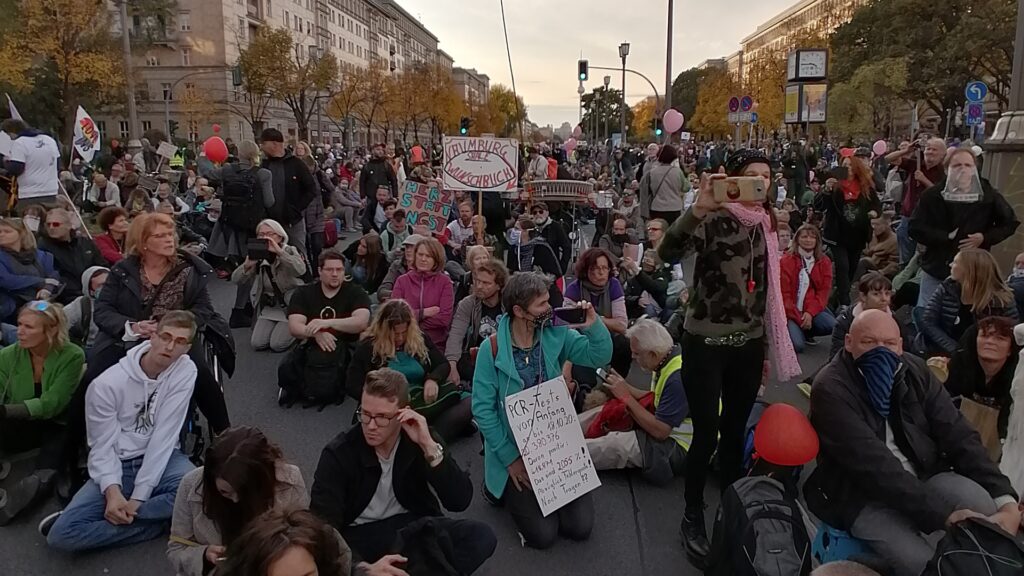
[619,43,630,147]
[664,0,673,143]
[578,81,585,129]
[309,45,324,146]
[603,75,611,144]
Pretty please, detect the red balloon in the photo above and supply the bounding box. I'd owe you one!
[753,403,819,466]
[203,136,229,164]
[211,124,221,134]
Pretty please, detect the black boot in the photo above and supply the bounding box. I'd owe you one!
[680,507,710,565]
[229,307,252,329]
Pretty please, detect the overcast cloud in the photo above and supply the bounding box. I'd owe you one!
[400,0,796,127]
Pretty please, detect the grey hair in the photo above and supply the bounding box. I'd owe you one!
[810,561,881,576]
[502,272,550,314]
[626,319,673,358]
[238,140,261,165]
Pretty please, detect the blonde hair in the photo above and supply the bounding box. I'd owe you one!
[237,140,261,165]
[18,301,70,350]
[126,212,177,256]
[365,299,429,364]
[0,218,36,252]
[957,249,1013,312]
[788,224,825,260]
[465,245,490,272]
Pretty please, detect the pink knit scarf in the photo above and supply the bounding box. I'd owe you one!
[723,203,802,381]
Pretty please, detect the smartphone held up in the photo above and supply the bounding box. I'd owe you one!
[712,176,767,204]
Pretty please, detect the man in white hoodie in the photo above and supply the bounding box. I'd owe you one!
[43,311,198,552]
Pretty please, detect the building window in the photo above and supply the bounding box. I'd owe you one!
[146,56,160,66]
[266,0,271,15]
[179,13,191,31]
[119,121,130,138]
[136,87,149,101]
[162,83,173,100]
[142,120,152,132]
[285,10,289,24]
[239,17,246,38]
[181,47,191,66]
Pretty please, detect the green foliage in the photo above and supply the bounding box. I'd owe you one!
[671,67,709,125]
[827,57,909,138]
[581,87,634,140]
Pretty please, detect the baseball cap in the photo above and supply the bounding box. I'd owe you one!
[531,201,548,213]
[403,233,426,247]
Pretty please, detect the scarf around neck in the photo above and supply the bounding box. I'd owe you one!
[723,203,802,381]
[580,279,612,318]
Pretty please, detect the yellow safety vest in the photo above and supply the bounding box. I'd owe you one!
[169,151,185,168]
[651,354,694,450]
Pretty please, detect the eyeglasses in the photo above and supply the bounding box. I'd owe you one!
[646,227,662,233]
[155,331,192,348]
[46,222,64,228]
[591,265,610,272]
[355,408,398,427]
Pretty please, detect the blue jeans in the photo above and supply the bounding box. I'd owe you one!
[787,310,838,353]
[47,450,194,552]
[917,271,944,308]
[896,218,916,267]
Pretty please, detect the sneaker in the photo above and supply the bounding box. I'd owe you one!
[798,382,812,398]
[680,508,710,566]
[37,510,61,537]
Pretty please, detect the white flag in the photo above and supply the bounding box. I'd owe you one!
[6,93,22,121]
[73,105,101,162]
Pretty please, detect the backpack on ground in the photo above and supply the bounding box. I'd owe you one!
[277,340,350,410]
[706,476,812,576]
[220,163,264,233]
[922,517,1024,576]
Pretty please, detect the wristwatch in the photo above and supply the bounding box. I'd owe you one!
[426,442,444,466]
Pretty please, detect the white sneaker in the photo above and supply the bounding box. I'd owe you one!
[37,510,62,537]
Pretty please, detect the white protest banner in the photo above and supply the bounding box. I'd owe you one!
[442,136,518,192]
[156,141,179,159]
[72,106,101,163]
[0,131,11,157]
[399,180,453,234]
[505,377,601,517]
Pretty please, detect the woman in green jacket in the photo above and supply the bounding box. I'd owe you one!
[0,300,85,524]
[472,272,611,550]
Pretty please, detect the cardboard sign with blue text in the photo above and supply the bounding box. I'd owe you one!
[399,180,452,234]
[505,376,601,516]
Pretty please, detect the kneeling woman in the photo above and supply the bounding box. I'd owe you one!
[780,224,836,353]
[472,272,611,549]
[168,427,308,576]
[0,302,84,524]
[346,299,470,441]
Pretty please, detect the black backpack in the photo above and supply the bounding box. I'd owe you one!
[923,517,1024,576]
[220,164,264,233]
[277,340,350,410]
[706,476,812,576]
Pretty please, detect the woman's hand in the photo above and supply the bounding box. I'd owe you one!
[132,320,158,338]
[243,256,257,271]
[507,457,532,492]
[801,312,812,330]
[204,545,227,566]
[423,306,441,318]
[266,237,283,255]
[35,289,51,301]
[692,173,724,220]
[573,301,597,329]
[423,379,439,404]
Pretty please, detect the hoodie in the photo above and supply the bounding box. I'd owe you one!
[85,341,197,501]
[65,265,109,350]
[390,269,454,350]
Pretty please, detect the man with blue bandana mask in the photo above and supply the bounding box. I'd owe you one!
[804,309,1020,576]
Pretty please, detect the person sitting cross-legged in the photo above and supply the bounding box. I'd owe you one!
[780,224,835,353]
[445,258,508,388]
[804,309,1021,576]
[44,311,200,552]
[310,368,496,574]
[580,319,688,486]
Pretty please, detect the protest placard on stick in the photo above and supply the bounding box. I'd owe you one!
[399,180,453,234]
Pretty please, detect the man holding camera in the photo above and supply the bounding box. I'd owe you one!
[885,136,946,264]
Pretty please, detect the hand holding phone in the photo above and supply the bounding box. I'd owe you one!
[712,176,767,203]
[552,306,587,326]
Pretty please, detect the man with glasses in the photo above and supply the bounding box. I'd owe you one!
[311,368,496,574]
[36,208,105,304]
[43,311,199,551]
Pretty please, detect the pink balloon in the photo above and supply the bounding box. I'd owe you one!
[663,109,684,133]
[564,138,577,152]
[211,124,222,134]
[872,139,887,156]
[572,125,582,139]
[203,136,229,164]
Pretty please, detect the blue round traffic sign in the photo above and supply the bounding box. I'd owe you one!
[728,97,740,113]
[740,95,753,112]
[965,81,988,103]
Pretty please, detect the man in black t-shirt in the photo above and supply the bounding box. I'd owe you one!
[288,250,372,349]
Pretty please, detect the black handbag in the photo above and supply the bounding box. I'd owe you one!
[923,517,1024,576]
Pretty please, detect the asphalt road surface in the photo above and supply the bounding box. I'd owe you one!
[0,231,829,576]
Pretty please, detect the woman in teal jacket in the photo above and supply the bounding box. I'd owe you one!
[0,300,84,525]
[472,272,612,550]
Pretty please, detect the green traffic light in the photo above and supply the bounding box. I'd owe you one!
[655,129,663,135]
[460,128,467,135]
[579,73,586,80]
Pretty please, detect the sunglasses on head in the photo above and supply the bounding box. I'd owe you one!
[27,300,50,311]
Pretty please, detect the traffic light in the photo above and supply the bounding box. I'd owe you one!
[578,59,589,81]
[459,117,470,135]
[651,118,663,136]
[168,120,179,137]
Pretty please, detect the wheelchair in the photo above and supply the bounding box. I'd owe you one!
[180,329,233,466]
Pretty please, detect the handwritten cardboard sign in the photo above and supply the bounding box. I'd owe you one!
[442,136,519,192]
[505,377,601,516]
[399,180,452,234]
[156,141,179,159]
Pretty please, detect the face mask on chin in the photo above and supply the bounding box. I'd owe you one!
[1012,266,1024,279]
[508,228,522,246]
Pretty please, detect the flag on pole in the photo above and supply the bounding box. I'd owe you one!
[73,106,101,163]
[5,93,22,121]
